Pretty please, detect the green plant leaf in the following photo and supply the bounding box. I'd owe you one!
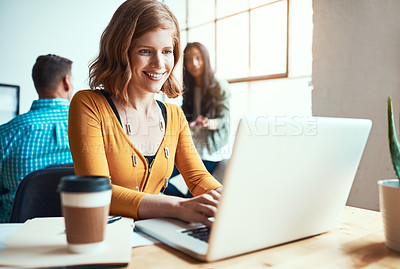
[388,96,400,181]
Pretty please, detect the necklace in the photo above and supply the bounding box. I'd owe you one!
[123,106,164,136]
[124,106,133,135]
[122,102,165,192]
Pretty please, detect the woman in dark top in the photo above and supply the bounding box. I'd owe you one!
[165,42,230,197]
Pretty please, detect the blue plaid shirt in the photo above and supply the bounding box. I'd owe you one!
[0,98,72,222]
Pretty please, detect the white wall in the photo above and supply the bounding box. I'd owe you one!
[312,0,400,211]
[0,0,125,113]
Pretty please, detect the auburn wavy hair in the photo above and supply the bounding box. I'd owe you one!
[88,0,181,105]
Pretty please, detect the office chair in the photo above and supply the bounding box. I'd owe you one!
[9,164,75,223]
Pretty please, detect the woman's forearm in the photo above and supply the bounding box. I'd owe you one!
[137,194,183,219]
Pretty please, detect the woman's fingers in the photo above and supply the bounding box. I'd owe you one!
[177,192,221,226]
[195,202,217,217]
[195,192,219,208]
[187,204,217,227]
[192,213,214,227]
[200,117,209,128]
[190,116,204,127]
[207,189,222,201]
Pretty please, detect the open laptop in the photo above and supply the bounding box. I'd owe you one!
[135,115,372,262]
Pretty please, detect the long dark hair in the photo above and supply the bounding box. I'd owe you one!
[181,42,223,122]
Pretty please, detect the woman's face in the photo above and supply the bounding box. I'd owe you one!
[184,47,204,80]
[128,28,174,95]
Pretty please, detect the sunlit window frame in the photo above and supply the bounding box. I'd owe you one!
[181,0,289,84]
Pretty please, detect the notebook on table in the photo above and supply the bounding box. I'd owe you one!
[135,115,372,262]
[0,217,133,268]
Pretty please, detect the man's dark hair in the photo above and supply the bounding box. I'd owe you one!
[32,54,72,94]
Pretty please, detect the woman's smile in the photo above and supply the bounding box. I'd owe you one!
[128,28,174,94]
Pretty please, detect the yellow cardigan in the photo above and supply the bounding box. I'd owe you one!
[68,90,222,219]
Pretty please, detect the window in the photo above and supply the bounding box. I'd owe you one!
[181,0,289,83]
[0,84,20,125]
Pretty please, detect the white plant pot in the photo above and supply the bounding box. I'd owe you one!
[378,179,400,252]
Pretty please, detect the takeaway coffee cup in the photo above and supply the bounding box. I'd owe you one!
[57,176,112,253]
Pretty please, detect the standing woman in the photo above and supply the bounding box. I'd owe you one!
[166,42,230,197]
[183,42,230,175]
[68,0,222,227]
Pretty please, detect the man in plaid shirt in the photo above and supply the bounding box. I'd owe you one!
[0,54,74,222]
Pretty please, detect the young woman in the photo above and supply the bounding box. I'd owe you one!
[165,42,230,198]
[68,0,222,227]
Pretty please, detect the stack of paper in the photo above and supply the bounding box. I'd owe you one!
[0,217,133,268]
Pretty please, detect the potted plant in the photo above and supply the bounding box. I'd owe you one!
[378,96,400,252]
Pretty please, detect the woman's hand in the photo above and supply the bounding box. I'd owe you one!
[190,115,219,130]
[176,189,221,227]
[137,188,222,227]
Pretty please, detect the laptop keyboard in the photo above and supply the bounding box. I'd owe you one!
[182,227,210,243]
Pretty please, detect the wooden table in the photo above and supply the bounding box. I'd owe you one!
[126,207,400,268]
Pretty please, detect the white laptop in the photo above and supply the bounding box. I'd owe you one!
[135,115,372,262]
